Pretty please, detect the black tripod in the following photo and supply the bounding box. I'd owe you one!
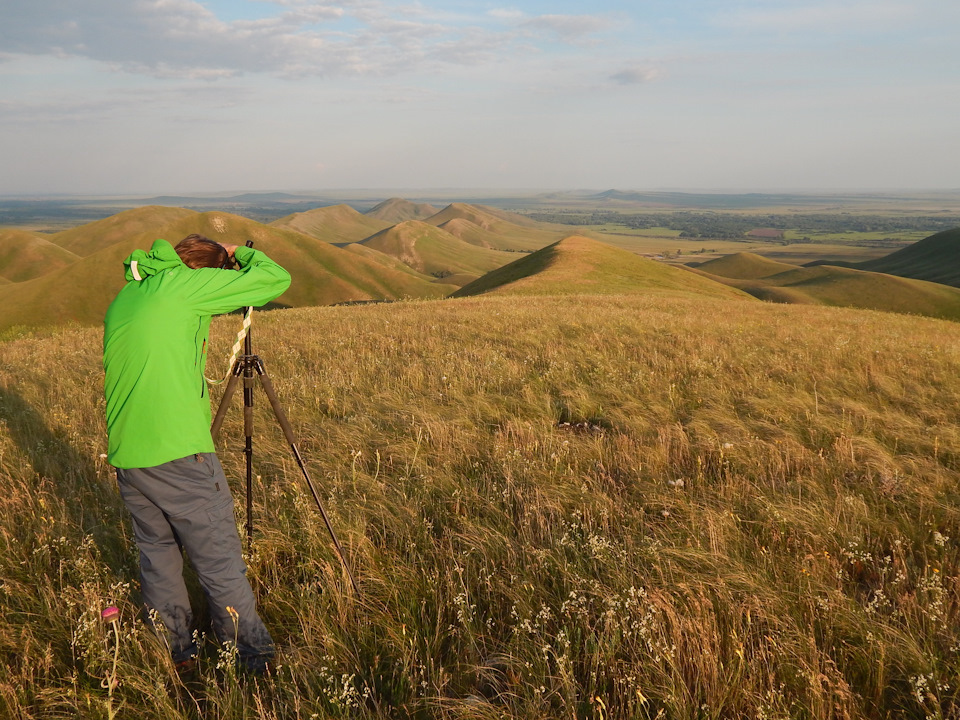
[210,311,360,596]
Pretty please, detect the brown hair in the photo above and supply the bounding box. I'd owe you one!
[174,234,233,269]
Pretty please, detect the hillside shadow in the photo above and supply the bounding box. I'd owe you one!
[0,385,130,572]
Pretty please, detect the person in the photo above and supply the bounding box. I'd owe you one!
[103,233,291,673]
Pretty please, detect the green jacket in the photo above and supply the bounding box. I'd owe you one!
[103,239,291,469]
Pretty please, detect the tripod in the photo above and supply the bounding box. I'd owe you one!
[210,313,360,596]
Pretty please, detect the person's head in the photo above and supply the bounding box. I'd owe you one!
[174,234,234,269]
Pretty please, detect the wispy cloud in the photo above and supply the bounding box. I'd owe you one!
[610,65,660,86]
[0,0,523,79]
[520,14,612,40]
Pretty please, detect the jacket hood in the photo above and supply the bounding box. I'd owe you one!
[123,239,184,282]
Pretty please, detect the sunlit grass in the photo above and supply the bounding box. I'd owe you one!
[1,293,959,718]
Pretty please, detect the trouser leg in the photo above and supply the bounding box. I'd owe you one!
[116,472,196,662]
[117,453,274,666]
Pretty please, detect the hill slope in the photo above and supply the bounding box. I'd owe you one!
[123,212,456,307]
[360,220,517,280]
[424,203,564,251]
[694,252,798,280]
[0,230,80,282]
[0,211,453,332]
[694,260,960,320]
[365,198,439,223]
[271,204,391,245]
[453,235,753,301]
[859,227,960,286]
[48,206,198,256]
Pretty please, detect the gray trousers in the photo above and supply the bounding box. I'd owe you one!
[117,453,274,665]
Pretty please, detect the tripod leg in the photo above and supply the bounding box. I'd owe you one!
[243,362,255,550]
[210,366,243,442]
[255,367,361,596]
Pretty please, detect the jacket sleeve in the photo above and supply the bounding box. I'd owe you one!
[182,246,292,315]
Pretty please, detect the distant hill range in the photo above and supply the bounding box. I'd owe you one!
[692,251,960,320]
[365,198,439,224]
[1,200,958,332]
[271,204,392,245]
[0,201,564,332]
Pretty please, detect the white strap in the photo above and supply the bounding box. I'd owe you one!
[130,260,142,281]
[205,307,253,385]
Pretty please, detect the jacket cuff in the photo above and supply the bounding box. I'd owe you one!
[234,245,257,266]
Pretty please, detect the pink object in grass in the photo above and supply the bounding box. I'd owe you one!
[101,606,120,624]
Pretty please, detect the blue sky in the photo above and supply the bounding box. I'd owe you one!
[1,0,958,195]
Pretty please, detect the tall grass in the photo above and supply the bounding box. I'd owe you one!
[0,293,959,719]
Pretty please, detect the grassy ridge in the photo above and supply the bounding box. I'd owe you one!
[425,204,565,251]
[861,228,960,287]
[454,236,753,301]
[692,260,960,321]
[692,252,798,279]
[365,198,439,224]
[0,229,79,282]
[271,205,392,245]
[1,294,959,718]
[0,210,454,332]
[49,206,199,256]
[360,221,517,279]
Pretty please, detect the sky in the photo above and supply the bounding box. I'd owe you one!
[1,0,958,195]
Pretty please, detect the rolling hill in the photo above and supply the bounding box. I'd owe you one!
[859,227,960,287]
[453,235,754,300]
[365,198,439,224]
[692,252,799,280]
[359,220,518,281]
[692,259,960,320]
[0,229,80,282]
[48,206,197,256]
[0,211,455,332]
[120,211,457,307]
[342,243,460,290]
[270,204,391,245]
[424,203,564,251]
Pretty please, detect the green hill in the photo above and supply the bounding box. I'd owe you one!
[424,203,563,251]
[360,220,517,278]
[342,242,460,292]
[453,235,754,300]
[0,241,145,330]
[271,204,391,245]
[0,229,80,282]
[365,198,439,224]
[859,227,960,287]
[694,261,960,320]
[694,252,799,280]
[48,206,197,256]
[132,212,457,307]
[0,211,455,332]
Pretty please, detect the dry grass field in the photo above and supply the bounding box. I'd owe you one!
[1,293,959,719]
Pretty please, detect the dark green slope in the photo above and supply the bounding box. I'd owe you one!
[860,228,960,287]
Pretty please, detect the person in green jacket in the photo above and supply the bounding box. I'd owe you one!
[103,234,291,673]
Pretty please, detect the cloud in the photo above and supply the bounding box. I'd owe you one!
[0,0,521,79]
[488,8,524,21]
[520,14,612,40]
[611,65,659,86]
